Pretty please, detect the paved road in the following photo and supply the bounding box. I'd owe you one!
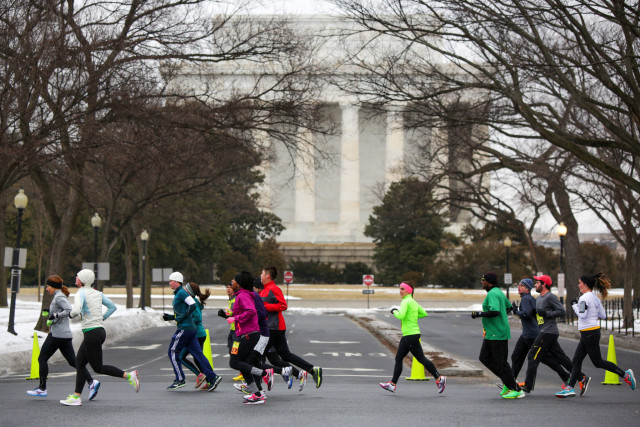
[1,311,638,426]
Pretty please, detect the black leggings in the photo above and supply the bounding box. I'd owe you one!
[75,328,125,394]
[266,329,313,373]
[229,332,261,387]
[38,334,93,390]
[524,332,581,390]
[392,334,439,383]
[568,328,625,387]
[479,338,518,391]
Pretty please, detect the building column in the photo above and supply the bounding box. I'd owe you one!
[339,103,361,227]
[294,127,315,223]
[385,103,405,186]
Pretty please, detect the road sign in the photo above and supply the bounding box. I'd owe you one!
[362,289,375,295]
[557,273,565,298]
[284,270,294,284]
[363,274,374,286]
[504,273,512,285]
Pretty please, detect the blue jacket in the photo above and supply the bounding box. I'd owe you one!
[172,287,196,331]
[515,292,538,339]
[193,300,206,338]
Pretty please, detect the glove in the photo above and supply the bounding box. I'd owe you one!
[226,317,235,324]
[46,319,53,327]
[42,310,49,318]
[48,312,57,320]
[506,305,513,314]
[390,308,398,314]
[217,308,228,318]
[471,311,481,319]
[570,297,578,306]
[511,301,518,314]
[537,308,547,317]
[162,313,175,321]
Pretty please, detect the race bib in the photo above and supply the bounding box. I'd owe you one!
[231,341,240,355]
[536,314,544,325]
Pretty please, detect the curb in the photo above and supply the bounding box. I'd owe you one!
[345,313,484,377]
[0,311,166,376]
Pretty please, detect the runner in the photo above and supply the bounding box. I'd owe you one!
[472,272,523,399]
[379,282,446,394]
[510,278,538,380]
[227,270,273,405]
[60,269,139,406]
[260,266,322,391]
[165,272,221,392]
[26,276,99,400]
[520,275,587,394]
[218,281,243,382]
[555,273,636,398]
[176,282,210,389]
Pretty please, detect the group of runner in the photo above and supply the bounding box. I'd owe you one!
[472,272,636,399]
[25,266,636,405]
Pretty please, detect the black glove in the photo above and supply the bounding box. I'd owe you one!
[537,308,547,318]
[570,297,579,306]
[506,305,513,314]
[471,311,482,319]
[217,309,228,318]
[162,313,175,321]
[48,312,57,320]
[511,301,518,314]
[390,308,398,314]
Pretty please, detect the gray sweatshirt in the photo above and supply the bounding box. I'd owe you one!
[535,291,565,335]
[49,290,73,339]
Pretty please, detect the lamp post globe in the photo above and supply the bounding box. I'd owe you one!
[8,189,28,335]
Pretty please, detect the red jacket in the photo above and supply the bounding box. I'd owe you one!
[259,281,287,330]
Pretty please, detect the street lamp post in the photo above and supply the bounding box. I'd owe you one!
[504,236,512,300]
[8,189,28,335]
[557,222,567,304]
[140,230,149,310]
[91,213,101,282]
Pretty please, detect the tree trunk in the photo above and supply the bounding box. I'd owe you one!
[137,237,151,308]
[0,202,7,308]
[124,230,133,308]
[563,226,582,310]
[623,240,638,328]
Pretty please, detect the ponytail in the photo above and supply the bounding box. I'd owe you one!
[187,282,211,305]
[61,285,70,297]
[593,273,611,299]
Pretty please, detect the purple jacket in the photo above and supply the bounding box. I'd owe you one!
[232,288,259,336]
[253,291,269,337]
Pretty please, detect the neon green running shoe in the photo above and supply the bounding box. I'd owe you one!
[499,385,509,396]
[502,390,525,399]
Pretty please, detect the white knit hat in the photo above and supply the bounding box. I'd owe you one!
[77,269,95,286]
[169,271,183,283]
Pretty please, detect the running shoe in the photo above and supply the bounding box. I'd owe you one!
[232,373,244,382]
[282,366,294,389]
[311,367,323,388]
[127,370,140,392]
[517,381,526,388]
[60,394,82,406]
[206,375,222,392]
[555,386,576,398]
[502,390,525,399]
[435,375,446,394]
[379,381,397,393]
[88,380,100,400]
[26,388,47,397]
[234,383,251,394]
[243,392,266,405]
[499,385,509,396]
[263,368,274,391]
[578,375,591,396]
[195,373,206,389]
[298,370,308,392]
[167,380,186,390]
[623,369,636,390]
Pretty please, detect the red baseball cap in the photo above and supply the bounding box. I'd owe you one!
[533,275,552,286]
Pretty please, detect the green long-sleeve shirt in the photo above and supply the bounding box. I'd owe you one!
[393,294,427,336]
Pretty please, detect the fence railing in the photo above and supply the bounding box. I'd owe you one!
[561,297,640,338]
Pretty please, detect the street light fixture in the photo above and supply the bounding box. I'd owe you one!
[140,229,149,310]
[8,189,28,335]
[91,212,101,282]
[557,222,567,304]
[503,236,512,300]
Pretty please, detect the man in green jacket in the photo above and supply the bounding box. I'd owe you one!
[472,272,523,399]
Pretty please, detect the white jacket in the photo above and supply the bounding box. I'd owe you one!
[70,286,117,330]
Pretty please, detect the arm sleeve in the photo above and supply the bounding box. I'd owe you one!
[595,296,607,319]
[545,295,566,318]
[393,298,409,320]
[57,296,72,319]
[234,295,257,324]
[102,294,117,320]
[481,311,500,318]
[70,289,84,318]
[517,297,536,318]
[263,287,288,313]
[184,295,196,315]
[417,303,428,318]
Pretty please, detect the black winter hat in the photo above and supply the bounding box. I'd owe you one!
[482,272,498,286]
